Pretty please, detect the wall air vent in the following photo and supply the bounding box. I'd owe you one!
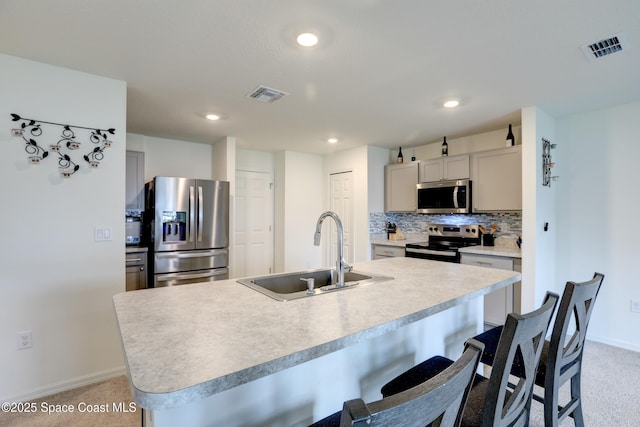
[246,85,289,103]
[581,32,629,61]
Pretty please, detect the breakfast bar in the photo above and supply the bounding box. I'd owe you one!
[113,257,520,426]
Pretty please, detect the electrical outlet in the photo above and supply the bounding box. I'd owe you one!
[631,299,640,313]
[17,331,32,350]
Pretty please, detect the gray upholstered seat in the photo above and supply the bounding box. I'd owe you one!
[381,292,559,427]
[473,272,604,427]
[310,339,484,427]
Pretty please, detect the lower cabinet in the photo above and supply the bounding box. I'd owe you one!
[126,250,148,291]
[372,244,405,260]
[460,253,521,326]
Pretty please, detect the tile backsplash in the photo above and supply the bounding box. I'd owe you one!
[370,212,522,240]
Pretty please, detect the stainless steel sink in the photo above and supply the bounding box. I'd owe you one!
[237,268,393,301]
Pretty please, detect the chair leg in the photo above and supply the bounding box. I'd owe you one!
[543,382,560,427]
[544,372,585,427]
[569,373,585,427]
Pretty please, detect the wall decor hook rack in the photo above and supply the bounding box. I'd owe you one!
[10,113,116,178]
[542,138,558,187]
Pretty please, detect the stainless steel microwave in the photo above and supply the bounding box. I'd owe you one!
[416,179,471,214]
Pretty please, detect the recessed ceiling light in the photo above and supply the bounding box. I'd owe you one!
[297,32,318,47]
[206,114,220,121]
[327,137,339,144]
[443,99,460,108]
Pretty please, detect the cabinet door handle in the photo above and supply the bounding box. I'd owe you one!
[139,267,145,271]
[126,257,144,262]
[475,261,493,266]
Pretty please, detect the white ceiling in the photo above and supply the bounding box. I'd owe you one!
[1,1,639,154]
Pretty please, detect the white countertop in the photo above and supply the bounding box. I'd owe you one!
[113,257,520,410]
[370,234,427,247]
[370,238,412,247]
[371,237,522,259]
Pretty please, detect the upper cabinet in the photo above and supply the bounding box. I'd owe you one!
[126,150,145,210]
[471,146,522,212]
[418,154,469,182]
[385,162,418,212]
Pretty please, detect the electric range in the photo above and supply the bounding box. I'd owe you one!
[405,224,481,263]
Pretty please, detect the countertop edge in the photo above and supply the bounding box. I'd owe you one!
[120,272,520,410]
[371,240,522,258]
[458,246,522,258]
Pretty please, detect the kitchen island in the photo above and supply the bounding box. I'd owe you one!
[113,257,520,427]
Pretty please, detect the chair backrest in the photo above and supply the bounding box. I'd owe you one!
[339,339,484,427]
[483,292,559,427]
[546,272,604,379]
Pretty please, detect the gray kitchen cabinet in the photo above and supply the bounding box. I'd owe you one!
[126,250,148,291]
[460,253,520,326]
[126,150,145,210]
[385,162,418,212]
[372,244,405,259]
[418,154,469,182]
[471,146,521,212]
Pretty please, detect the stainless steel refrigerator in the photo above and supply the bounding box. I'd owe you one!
[145,177,229,287]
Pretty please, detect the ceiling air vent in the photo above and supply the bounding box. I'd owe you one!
[581,32,629,61]
[246,85,289,103]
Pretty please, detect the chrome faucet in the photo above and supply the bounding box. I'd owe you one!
[314,211,352,288]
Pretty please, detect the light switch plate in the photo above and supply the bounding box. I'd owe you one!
[94,226,113,242]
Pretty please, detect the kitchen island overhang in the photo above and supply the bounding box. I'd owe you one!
[113,257,520,424]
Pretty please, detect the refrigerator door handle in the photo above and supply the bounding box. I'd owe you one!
[198,185,204,242]
[189,185,195,243]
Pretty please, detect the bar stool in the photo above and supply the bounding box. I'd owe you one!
[310,339,484,427]
[472,273,604,427]
[381,292,559,427]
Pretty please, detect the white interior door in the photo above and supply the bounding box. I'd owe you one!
[234,171,273,278]
[329,171,354,265]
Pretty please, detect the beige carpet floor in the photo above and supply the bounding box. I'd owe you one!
[527,340,640,427]
[0,375,140,427]
[1,340,638,426]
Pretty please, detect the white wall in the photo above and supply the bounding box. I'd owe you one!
[555,101,640,351]
[521,107,557,312]
[212,136,236,182]
[274,151,324,272]
[126,133,213,182]
[0,54,127,401]
[212,137,236,276]
[237,149,275,173]
[367,146,390,217]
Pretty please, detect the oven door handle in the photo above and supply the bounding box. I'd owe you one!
[406,248,457,257]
